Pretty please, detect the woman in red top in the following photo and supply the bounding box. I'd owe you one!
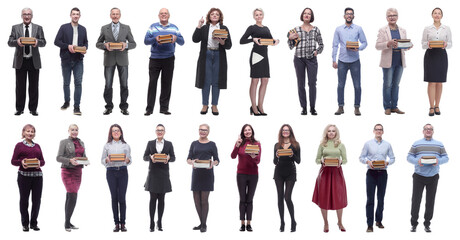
[231,124,260,232]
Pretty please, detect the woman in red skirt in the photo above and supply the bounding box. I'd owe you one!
[312,124,347,232]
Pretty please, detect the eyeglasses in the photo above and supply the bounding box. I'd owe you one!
[282,130,290,132]
[112,129,120,133]
[345,13,354,16]
[424,128,433,131]
[374,128,384,131]
[199,129,209,132]
[156,129,165,132]
[387,15,398,18]
[22,13,32,16]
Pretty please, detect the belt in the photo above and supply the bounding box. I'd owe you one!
[207,47,219,51]
[107,166,127,170]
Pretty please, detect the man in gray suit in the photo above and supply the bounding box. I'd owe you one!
[8,8,46,116]
[96,7,136,115]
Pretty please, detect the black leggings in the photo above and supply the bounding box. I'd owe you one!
[65,192,78,227]
[237,174,258,221]
[193,191,210,226]
[149,192,165,229]
[275,179,296,224]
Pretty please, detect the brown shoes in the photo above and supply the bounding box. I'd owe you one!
[391,108,405,114]
[385,109,391,115]
[354,107,361,116]
[376,222,385,229]
[335,106,344,115]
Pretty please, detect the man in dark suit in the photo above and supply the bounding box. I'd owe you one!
[8,8,46,116]
[54,7,88,115]
[96,8,136,115]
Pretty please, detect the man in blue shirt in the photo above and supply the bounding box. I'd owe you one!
[332,7,367,116]
[144,8,184,116]
[407,124,448,233]
[359,124,395,232]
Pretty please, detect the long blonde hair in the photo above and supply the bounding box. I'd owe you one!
[321,124,341,147]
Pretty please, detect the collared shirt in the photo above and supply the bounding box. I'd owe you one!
[23,23,33,58]
[332,23,368,63]
[359,138,395,169]
[407,138,449,177]
[111,22,120,39]
[288,26,324,59]
[72,24,78,46]
[156,138,164,153]
[421,24,452,49]
[207,23,220,48]
[19,170,43,177]
[23,139,35,148]
[144,22,184,59]
[101,140,132,168]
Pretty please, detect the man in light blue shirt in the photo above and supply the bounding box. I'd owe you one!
[407,124,448,233]
[359,124,395,232]
[332,7,367,116]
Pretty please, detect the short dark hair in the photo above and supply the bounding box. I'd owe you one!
[206,8,223,24]
[300,7,314,23]
[374,124,383,130]
[344,7,354,14]
[70,7,80,14]
[432,7,443,16]
[156,124,165,130]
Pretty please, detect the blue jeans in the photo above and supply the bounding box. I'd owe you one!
[106,168,128,225]
[104,65,129,110]
[61,60,83,107]
[382,65,403,110]
[366,169,387,227]
[202,50,220,105]
[337,60,361,107]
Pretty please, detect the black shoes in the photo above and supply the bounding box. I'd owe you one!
[291,221,297,232]
[74,107,81,116]
[246,224,253,232]
[410,226,416,232]
[424,226,431,233]
[200,225,207,232]
[310,108,317,115]
[15,111,24,116]
[257,106,267,116]
[239,224,245,231]
[211,106,219,116]
[279,222,285,232]
[30,225,40,231]
[114,224,120,232]
[160,110,171,115]
[200,106,209,115]
[434,107,441,115]
[30,111,38,116]
[193,224,201,230]
[145,110,153,116]
[301,108,307,115]
[121,109,129,115]
[120,224,127,232]
[61,102,70,110]
[23,226,29,232]
[157,221,163,231]
[429,108,435,116]
[376,222,384,229]
[250,106,261,116]
[103,109,112,115]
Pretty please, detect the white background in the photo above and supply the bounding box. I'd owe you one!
[0,0,457,240]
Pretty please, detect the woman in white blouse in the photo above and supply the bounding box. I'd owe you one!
[421,8,452,116]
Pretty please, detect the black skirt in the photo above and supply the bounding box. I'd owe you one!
[424,48,448,83]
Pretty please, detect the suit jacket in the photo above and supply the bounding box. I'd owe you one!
[192,24,232,89]
[54,23,88,62]
[96,22,136,67]
[56,138,87,169]
[375,25,407,68]
[143,139,175,193]
[7,23,46,69]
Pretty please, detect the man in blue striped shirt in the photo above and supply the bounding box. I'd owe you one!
[144,8,184,116]
[359,124,395,232]
[332,7,367,116]
[407,124,448,233]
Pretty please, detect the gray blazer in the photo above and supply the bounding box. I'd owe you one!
[7,23,46,69]
[57,138,87,168]
[96,22,136,66]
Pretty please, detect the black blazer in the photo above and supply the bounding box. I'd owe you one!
[192,24,232,89]
[54,23,88,62]
[143,139,175,193]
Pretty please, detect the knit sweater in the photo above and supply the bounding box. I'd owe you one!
[231,141,261,175]
[11,142,45,172]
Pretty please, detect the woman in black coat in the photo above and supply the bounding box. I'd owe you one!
[143,124,176,232]
[193,7,232,115]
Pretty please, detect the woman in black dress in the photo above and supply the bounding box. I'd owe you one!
[143,124,175,232]
[273,124,300,232]
[240,8,279,116]
[187,124,219,232]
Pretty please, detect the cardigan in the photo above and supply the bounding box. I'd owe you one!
[192,24,232,89]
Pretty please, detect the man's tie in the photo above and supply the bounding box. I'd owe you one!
[25,25,30,55]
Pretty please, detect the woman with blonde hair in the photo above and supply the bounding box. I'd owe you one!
[312,124,347,233]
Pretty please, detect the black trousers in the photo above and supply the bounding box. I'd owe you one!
[16,58,39,112]
[17,173,43,227]
[411,173,439,228]
[237,174,258,221]
[294,56,317,109]
[147,56,175,112]
[366,169,388,226]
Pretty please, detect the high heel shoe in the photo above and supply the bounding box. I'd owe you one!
[434,107,441,115]
[324,224,329,233]
[157,221,163,231]
[200,106,208,115]
[338,223,346,232]
[211,105,219,116]
[250,106,261,116]
[429,107,435,117]
[257,106,267,116]
[291,221,297,232]
[279,222,285,232]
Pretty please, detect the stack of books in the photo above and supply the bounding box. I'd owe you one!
[277,149,293,157]
[421,156,437,165]
[153,153,168,163]
[74,46,87,54]
[324,157,339,167]
[259,39,275,46]
[75,157,89,165]
[109,42,123,50]
[429,41,444,48]
[193,160,211,168]
[109,153,126,162]
[396,39,413,49]
[289,28,300,47]
[372,160,386,169]
[245,144,260,155]
[24,158,39,168]
[346,41,359,49]
[212,29,228,39]
[20,37,36,45]
[158,34,173,44]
